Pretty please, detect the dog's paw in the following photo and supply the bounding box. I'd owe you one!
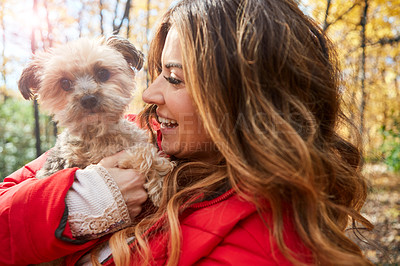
[118,144,175,206]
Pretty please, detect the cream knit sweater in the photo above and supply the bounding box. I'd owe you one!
[66,165,132,240]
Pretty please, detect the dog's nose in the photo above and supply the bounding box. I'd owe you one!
[80,95,98,109]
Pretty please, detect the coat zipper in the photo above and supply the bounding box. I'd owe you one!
[188,188,235,209]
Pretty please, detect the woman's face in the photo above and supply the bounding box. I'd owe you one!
[142,27,216,160]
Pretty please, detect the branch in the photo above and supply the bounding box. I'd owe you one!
[113,0,131,35]
[375,35,400,46]
[322,0,332,31]
[324,2,360,31]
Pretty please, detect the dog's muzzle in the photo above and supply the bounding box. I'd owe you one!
[80,95,98,109]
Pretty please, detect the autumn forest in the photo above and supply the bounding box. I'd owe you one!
[0,0,399,262]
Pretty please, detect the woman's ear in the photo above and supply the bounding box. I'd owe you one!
[106,36,144,71]
[18,61,42,100]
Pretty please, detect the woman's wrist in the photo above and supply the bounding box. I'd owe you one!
[65,165,132,240]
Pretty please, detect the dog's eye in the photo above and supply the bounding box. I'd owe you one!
[60,79,72,91]
[97,69,110,82]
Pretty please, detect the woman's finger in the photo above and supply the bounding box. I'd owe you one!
[98,150,127,168]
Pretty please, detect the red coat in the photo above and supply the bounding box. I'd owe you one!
[97,190,313,266]
[0,116,311,265]
[1,157,311,265]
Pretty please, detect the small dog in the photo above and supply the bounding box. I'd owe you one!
[18,36,173,206]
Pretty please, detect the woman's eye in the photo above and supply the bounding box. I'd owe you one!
[97,69,110,82]
[60,78,72,91]
[163,75,182,85]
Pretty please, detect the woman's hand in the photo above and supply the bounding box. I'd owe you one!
[98,151,148,220]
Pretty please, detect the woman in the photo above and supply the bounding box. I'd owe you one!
[99,0,373,264]
[0,0,372,265]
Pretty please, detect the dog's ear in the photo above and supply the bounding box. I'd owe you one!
[18,62,41,100]
[106,36,144,71]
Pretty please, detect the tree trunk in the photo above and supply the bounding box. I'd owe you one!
[126,1,131,39]
[146,0,151,87]
[44,0,57,138]
[99,0,104,35]
[395,74,400,111]
[32,0,41,157]
[359,0,369,154]
[112,0,121,33]
[0,0,8,102]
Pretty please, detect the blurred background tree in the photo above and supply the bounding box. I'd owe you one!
[302,0,400,168]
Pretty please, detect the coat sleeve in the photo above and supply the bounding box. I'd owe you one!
[0,153,100,265]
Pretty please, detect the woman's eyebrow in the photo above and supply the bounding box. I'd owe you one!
[165,62,183,69]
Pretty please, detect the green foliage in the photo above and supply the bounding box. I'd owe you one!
[0,98,55,181]
[380,119,400,172]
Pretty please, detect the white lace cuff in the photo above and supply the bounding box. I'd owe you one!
[66,165,132,240]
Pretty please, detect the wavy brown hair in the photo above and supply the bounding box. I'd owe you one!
[103,0,374,265]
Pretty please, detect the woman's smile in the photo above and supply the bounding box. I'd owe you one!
[157,114,179,129]
[142,26,216,160]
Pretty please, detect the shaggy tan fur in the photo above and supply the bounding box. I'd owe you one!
[18,36,173,206]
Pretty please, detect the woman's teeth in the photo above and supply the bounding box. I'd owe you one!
[158,117,178,128]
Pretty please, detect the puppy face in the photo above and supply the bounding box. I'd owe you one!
[19,37,144,130]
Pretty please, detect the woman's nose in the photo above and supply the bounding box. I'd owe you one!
[142,75,165,105]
